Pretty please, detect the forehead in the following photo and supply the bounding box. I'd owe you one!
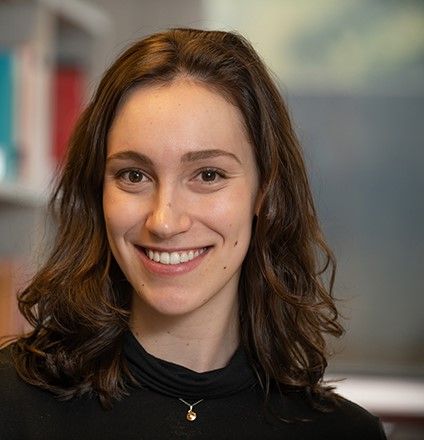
[107,79,254,165]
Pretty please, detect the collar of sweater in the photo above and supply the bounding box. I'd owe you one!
[123,330,258,400]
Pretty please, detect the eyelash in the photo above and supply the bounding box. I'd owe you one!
[195,167,227,183]
[115,168,148,184]
[116,167,228,185]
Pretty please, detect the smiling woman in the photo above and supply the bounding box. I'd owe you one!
[104,81,260,341]
[0,29,386,439]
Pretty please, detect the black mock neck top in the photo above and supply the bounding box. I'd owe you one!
[0,332,387,439]
[123,330,257,400]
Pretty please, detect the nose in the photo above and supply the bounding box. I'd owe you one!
[145,184,192,239]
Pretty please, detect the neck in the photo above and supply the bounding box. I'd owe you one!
[129,296,240,373]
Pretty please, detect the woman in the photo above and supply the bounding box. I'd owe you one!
[0,28,386,439]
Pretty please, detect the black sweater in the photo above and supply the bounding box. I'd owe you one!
[0,332,387,440]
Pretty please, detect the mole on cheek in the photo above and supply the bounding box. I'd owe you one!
[223,266,227,270]
[234,241,238,247]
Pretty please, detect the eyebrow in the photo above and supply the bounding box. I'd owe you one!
[106,149,241,165]
[106,151,154,166]
[181,149,241,164]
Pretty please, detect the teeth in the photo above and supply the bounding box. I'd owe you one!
[145,248,206,265]
[170,252,179,265]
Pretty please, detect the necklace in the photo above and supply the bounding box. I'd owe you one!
[178,398,204,421]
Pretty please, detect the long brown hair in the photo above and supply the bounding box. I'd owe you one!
[9,28,343,408]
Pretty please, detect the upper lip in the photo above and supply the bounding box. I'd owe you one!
[136,245,210,253]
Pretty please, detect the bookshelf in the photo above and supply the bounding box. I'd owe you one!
[0,0,111,337]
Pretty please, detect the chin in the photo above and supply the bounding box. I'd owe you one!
[134,287,207,318]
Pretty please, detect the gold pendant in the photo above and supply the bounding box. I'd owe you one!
[179,398,203,422]
[186,409,197,421]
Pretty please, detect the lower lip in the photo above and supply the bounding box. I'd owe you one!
[135,246,211,276]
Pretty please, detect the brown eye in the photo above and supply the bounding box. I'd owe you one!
[201,170,218,182]
[127,170,144,183]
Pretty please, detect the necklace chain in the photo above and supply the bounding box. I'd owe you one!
[178,398,204,422]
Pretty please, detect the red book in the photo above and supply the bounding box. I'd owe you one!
[52,66,85,163]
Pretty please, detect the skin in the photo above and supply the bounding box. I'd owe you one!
[103,78,260,372]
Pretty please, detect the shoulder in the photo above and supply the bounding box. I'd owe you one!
[0,343,29,436]
[0,343,52,408]
[0,344,30,403]
[269,388,387,440]
[0,343,18,393]
[325,395,386,438]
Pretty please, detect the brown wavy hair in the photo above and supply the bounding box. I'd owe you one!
[8,28,343,408]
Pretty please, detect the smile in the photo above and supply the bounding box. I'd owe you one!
[144,247,208,265]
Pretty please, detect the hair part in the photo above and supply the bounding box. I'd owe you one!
[9,28,343,409]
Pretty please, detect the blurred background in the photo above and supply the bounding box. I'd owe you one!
[1,0,423,438]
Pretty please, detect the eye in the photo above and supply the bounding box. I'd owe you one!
[197,168,226,183]
[127,170,144,183]
[116,169,147,184]
[201,169,218,182]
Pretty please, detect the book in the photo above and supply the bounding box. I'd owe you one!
[52,66,85,164]
[14,43,36,186]
[0,50,18,182]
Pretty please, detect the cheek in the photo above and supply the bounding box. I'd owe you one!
[103,189,141,240]
[201,186,256,240]
[230,187,258,247]
[206,181,257,217]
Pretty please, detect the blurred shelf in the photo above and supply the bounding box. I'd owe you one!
[0,182,48,208]
[327,374,424,417]
[39,0,111,36]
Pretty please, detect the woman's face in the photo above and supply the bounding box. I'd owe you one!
[103,79,260,318]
